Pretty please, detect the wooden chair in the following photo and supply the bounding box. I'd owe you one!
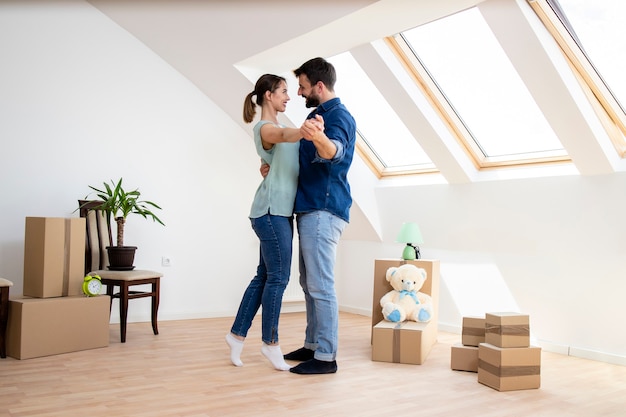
[79,201,163,343]
[0,277,13,358]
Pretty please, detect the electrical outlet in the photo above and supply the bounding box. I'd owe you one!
[161,256,171,267]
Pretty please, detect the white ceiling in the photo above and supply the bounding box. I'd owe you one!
[87,0,482,134]
[83,0,626,241]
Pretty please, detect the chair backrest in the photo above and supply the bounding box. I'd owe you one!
[78,200,113,274]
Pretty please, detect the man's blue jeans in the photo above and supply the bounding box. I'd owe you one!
[231,214,293,344]
[297,210,347,361]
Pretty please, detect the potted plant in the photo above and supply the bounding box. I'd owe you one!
[80,178,164,270]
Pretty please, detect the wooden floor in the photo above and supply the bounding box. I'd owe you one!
[1,312,625,417]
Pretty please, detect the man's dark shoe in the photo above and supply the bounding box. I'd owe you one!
[289,358,337,374]
[284,347,315,362]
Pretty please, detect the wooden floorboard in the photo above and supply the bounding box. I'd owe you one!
[1,312,625,416]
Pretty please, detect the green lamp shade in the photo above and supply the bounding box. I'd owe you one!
[396,222,423,244]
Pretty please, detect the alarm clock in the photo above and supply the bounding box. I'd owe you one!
[82,274,102,297]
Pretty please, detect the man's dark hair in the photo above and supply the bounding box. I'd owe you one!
[294,57,336,92]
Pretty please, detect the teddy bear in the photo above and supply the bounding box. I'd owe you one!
[380,264,433,323]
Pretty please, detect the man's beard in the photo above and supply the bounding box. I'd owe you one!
[305,94,320,108]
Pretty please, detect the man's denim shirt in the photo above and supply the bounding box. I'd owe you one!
[295,97,356,223]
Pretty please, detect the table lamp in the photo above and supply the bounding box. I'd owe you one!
[396,222,423,260]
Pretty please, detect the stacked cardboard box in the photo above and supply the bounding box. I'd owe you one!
[371,259,440,365]
[372,320,437,365]
[478,312,541,391]
[452,312,541,391]
[8,296,110,359]
[23,217,85,298]
[6,217,110,359]
[450,316,485,372]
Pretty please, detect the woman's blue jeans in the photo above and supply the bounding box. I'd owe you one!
[297,210,347,361]
[231,214,293,344]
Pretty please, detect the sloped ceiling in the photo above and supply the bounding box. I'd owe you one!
[86,0,481,134]
[86,0,484,241]
[86,0,381,240]
[87,0,377,132]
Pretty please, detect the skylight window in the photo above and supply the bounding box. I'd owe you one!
[529,0,626,157]
[557,0,626,113]
[327,52,433,170]
[398,7,566,164]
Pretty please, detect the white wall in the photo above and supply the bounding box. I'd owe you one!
[1,1,625,365]
[0,1,267,322]
[341,173,626,364]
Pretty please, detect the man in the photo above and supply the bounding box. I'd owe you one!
[284,57,356,375]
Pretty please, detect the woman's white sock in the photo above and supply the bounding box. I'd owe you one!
[226,333,244,367]
[261,343,291,371]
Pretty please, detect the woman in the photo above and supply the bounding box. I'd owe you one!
[226,74,311,371]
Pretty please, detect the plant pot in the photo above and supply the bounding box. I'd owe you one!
[106,246,137,270]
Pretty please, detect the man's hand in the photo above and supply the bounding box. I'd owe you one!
[300,115,336,160]
[300,115,324,141]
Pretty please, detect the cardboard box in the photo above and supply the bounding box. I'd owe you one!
[23,217,64,298]
[6,295,110,359]
[63,218,86,296]
[462,316,485,347]
[23,217,86,298]
[371,259,439,365]
[451,343,479,372]
[372,320,436,365]
[485,312,530,348]
[371,259,440,334]
[478,343,541,391]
